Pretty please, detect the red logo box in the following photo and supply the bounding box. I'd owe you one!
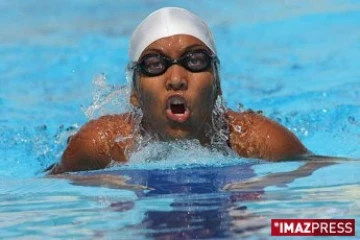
[271,219,355,236]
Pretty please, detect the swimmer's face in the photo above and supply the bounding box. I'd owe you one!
[131,35,219,142]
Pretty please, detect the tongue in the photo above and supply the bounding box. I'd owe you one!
[166,107,190,123]
[171,104,185,114]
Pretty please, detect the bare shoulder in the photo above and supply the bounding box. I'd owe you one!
[78,113,134,137]
[226,109,309,161]
[49,113,135,174]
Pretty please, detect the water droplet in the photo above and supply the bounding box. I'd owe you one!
[300,127,308,137]
[234,125,242,133]
[348,116,356,124]
[237,103,244,112]
[115,135,132,143]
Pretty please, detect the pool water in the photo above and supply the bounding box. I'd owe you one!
[1,0,360,239]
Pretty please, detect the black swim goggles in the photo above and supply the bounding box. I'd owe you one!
[130,49,219,77]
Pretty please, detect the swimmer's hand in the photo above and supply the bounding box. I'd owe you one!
[44,163,64,175]
[48,173,152,190]
[223,155,353,191]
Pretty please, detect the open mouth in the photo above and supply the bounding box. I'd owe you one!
[166,95,190,123]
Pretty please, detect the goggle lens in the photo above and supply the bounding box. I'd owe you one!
[135,50,217,77]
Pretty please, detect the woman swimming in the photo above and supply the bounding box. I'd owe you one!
[48,7,309,174]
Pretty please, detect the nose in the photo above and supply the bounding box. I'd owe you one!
[165,65,188,91]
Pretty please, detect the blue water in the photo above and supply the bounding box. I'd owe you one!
[1,0,360,239]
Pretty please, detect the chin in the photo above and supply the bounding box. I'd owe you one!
[164,127,192,140]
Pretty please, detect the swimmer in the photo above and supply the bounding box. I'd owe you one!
[48,7,310,174]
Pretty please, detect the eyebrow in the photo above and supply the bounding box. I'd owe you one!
[179,44,210,54]
[141,48,165,56]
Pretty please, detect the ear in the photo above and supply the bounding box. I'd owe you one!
[130,72,141,108]
[130,90,140,108]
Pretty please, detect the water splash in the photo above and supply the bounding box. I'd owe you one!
[210,95,229,145]
[83,73,131,119]
[109,139,241,170]
[0,124,78,177]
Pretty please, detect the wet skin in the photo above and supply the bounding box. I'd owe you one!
[130,35,218,143]
[48,35,309,174]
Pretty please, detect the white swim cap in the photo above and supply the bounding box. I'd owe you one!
[129,7,216,61]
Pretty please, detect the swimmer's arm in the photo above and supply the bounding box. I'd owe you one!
[223,158,337,191]
[48,114,133,174]
[227,110,309,161]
